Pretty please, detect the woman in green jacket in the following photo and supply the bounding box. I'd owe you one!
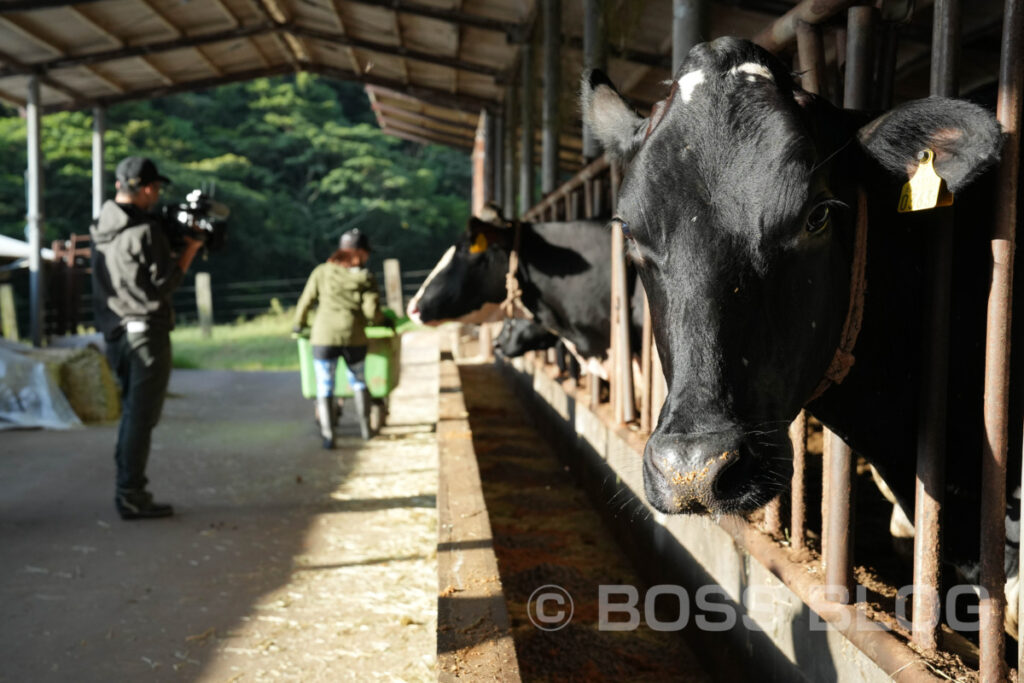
[293,229,386,446]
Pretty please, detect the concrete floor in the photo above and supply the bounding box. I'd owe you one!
[0,331,440,683]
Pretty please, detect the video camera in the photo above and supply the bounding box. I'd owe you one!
[161,189,230,251]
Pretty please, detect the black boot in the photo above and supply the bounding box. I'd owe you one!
[115,490,174,520]
[317,395,335,449]
[352,388,371,440]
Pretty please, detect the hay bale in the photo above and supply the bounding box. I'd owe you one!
[25,347,120,423]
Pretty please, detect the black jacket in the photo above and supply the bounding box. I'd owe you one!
[90,200,184,339]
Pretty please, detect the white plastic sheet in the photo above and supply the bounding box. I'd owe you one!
[0,346,81,430]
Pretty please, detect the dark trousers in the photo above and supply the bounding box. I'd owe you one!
[106,329,172,494]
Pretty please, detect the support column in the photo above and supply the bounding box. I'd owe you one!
[26,75,44,348]
[671,0,706,76]
[492,111,504,209]
[582,0,607,162]
[472,110,487,217]
[92,106,105,219]
[503,87,518,218]
[518,43,535,216]
[541,0,560,195]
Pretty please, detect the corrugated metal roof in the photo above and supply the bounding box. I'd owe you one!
[0,0,1009,174]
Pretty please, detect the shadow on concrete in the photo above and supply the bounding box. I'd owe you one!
[0,361,434,683]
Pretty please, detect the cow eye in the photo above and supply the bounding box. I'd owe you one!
[613,217,633,240]
[805,203,831,234]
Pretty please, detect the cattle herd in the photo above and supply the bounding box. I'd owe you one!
[409,37,1021,640]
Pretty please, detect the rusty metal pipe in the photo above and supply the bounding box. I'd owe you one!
[796,21,826,96]
[912,0,960,655]
[753,0,860,54]
[640,294,654,433]
[824,432,853,601]
[981,1,1023,679]
[790,411,807,552]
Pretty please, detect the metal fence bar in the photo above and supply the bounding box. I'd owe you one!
[913,0,957,653]
[789,411,807,552]
[981,0,1023,678]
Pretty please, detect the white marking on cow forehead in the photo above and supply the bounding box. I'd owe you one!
[730,62,773,81]
[677,70,705,103]
[406,245,457,317]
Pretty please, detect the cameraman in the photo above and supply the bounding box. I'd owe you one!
[91,157,202,520]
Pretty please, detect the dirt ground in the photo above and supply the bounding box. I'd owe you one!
[0,330,440,683]
[458,363,710,683]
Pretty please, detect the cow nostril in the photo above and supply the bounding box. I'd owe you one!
[711,451,752,501]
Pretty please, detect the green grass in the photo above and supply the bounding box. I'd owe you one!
[171,305,300,371]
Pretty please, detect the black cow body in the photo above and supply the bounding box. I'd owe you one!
[407,216,644,363]
[581,36,1017,567]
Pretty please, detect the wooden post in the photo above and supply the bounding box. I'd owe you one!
[472,110,487,217]
[195,272,214,339]
[519,42,535,216]
[582,0,607,162]
[0,284,18,341]
[541,0,561,195]
[383,258,404,314]
[610,162,635,424]
[640,292,654,433]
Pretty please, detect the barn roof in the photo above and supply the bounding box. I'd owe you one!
[0,0,1009,172]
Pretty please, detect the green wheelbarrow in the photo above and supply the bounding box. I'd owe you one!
[296,309,411,434]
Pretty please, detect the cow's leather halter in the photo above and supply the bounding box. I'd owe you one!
[807,188,869,403]
[501,221,534,320]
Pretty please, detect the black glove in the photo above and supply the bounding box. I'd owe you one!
[291,325,306,339]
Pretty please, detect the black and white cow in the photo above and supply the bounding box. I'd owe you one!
[407,210,644,367]
[494,318,582,380]
[581,36,1019,569]
[494,318,559,357]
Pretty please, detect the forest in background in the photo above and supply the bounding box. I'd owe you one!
[0,74,472,286]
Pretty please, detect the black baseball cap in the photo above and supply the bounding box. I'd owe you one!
[115,156,171,189]
[339,229,370,251]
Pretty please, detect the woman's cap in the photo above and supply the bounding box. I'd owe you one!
[339,228,370,251]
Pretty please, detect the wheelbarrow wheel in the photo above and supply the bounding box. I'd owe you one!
[369,400,385,434]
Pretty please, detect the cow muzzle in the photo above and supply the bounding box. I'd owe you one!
[642,428,790,515]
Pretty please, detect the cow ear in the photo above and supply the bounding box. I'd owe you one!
[581,69,647,160]
[856,97,1002,192]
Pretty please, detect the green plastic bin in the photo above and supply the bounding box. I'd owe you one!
[297,311,409,399]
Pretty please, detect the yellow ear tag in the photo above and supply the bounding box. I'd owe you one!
[469,234,489,254]
[897,149,954,213]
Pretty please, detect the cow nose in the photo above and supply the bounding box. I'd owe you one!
[643,431,748,514]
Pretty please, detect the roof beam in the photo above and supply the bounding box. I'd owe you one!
[391,8,409,85]
[385,116,474,142]
[136,0,183,39]
[304,63,499,113]
[247,0,305,64]
[0,15,124,95]
[0,23,276,78]
[0,46,84,103]
[0,21,506,83]
[327,1,364,75]
[383,122,473,150]
[342,0,525,39]
[371,100,476,131]
[291,26,503,78]
[43,63,295,114]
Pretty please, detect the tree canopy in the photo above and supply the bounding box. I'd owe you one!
[0,75,471,283]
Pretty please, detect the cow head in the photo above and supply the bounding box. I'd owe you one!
[494,318,558,358]
[407,206,513,325]
[582,37,1001,515]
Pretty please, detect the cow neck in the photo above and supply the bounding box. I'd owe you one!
[807,188,869,403]
[501,221,534,320]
